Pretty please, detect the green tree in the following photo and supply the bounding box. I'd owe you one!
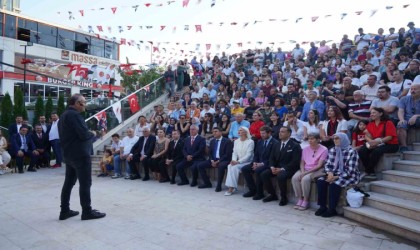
[13,88,28,120]
[0,92,13,132]
[45,95,53,121]
[33,95,45,125]
[57,95,65,116]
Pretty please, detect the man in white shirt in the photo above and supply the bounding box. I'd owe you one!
[384,27,399,47]
[291,44,305,61]
[48,112,62,168]
[111,128,139,179]
[200,102,216,119]
[355,27,371,51]
[283,112,304,143]
[361,75,381,101]
[388,70,412,98]
[359,63,380,85]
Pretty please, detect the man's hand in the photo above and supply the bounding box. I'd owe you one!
[408,115,418,126]
[126,155,132,162]
[398,119,408,126]
[151,154,157,159]
[230,160,239,165]
[17,150,24,157]
[165,159,173,165]
[211,160,219,168]
[33,150,39,156]
[187,155,193,161]
[252,162,262,170]
[140,155,146,161]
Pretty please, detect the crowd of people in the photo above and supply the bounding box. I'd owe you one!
[1,23,420,218]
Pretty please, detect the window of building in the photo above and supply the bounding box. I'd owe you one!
[105,41,117,60]
[0,13,4,36]
[57,28,75,50]
[45,85,58,100]
[17,18,37,43]
[4,14,17,39]
[38,24,57,47]
[75,41,89,54]
[30,83,45,102]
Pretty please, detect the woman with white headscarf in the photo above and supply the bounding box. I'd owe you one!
[315,132,360,218]
[224,126,255,196]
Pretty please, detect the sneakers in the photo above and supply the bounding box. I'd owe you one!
[81,209,106,220]
[111,174,122,179]
[59,209,79,220]
[399,146,409,153]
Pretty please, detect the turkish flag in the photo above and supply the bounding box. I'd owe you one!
[64,64,81,75]
[128,94,140,113]
[75,67,89,79]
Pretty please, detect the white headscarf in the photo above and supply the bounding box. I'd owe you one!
[333,132,351,172]
[239,126,252,140]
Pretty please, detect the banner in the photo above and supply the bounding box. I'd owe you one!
[112,101,122,123]
[128,94,140,113]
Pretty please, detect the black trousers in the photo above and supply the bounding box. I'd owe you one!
[60,157,92,213]
[358,144,399,174]
[15,151,38,171]
[316,179,342,212]
[196,160,230,186]
[242,164,270,196]
[176,159,202,183]
[261,168,295,199]
[129,155,151,177]
[169,160,182,181]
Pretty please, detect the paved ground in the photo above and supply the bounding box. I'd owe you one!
[0,167,418,250]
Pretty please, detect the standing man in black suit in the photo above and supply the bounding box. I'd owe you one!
[164,130,185,184]
[126,127,156,181]
[8,115,23,137]
[242,126,278,200]
[176,125,206,186]
[10,125,39,173]
[31,124,50,168]
[261,126,302,206]
[58,94,105,220]
[196,127,233,190]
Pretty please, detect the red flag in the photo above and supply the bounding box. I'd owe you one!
[128,94,140,113]
[153,47,159,52]
[97,25,103,32]
[127,26,132,30]
[183,0,190,7]
[195,25,202,32]
[120,38,126,45]
[206,44,211,50]
[79,10,84,16]
[94,110,106,121]
[75,67,89,78]
[160,26,166,31]
[311,16,319,22]
[64,64,81,75]
[111,7,117,14]
[145,3,151,7]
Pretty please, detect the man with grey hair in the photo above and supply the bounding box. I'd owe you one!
[347,90,371,130]
[111,128,139,179]
[176,125,206,186]
[127,127,156,181]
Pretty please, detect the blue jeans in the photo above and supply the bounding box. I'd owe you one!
[166,81,175,97]
[113,155,130,176]
[50,139,62,165]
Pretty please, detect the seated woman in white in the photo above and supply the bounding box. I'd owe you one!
[224,126,255,196]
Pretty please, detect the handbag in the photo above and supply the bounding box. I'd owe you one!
[346,188,365,208]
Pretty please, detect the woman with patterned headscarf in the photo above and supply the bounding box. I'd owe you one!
[315,132,360,218]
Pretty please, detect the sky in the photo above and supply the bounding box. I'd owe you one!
[20,0,419,66]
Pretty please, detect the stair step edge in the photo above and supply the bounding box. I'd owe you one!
[371,181,420,193]
[367,192,420,211]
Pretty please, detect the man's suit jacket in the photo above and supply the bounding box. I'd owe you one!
[8,123,20,137]
[167,139,184,163]
[254,138,279,166]
[269,139,302,172]
[130,135,156,158]
[10,133,36,156]
[31,132,49,150]
[183,135,206,161]
[209,137,233,162]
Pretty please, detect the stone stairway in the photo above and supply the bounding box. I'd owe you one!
[344,145,420,244]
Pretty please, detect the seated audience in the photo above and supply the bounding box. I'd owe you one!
[126,127,156,181]
[228,113,250,140]
[10,125,39,173]
[148,129,170,182]
[397,83,420,152]
[320,106,348,149]
[165,130,185,184]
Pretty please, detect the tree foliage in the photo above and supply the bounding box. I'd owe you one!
[0,92,13,129]
[119,67,164,93]
[57,95,66,116]
[13,88,28,120]
[33,95,45,125]
[45,95,53,121]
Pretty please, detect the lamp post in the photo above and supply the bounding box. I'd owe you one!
[20,41,33,103]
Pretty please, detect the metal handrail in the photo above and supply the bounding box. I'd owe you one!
[0,126,8,131]
[84,76,163,122]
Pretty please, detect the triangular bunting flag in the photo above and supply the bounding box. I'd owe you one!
[237,42,242,47]
[341,13,347,19]
[370,9,378,17]
[132,5,139,11]
[296,18,302,23]
[145,3,152,7]
[79,10,84,16]
[127,26,132,30]
[195,25,202,32]
[311,16,319,22]
[355,11,363,15]
[161,26,166,31]
[183,0,190,7]
[111,7,117,14]
[206,44,211,50]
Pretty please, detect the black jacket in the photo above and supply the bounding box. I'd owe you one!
[269,139,302,173]
[130,135,156,158]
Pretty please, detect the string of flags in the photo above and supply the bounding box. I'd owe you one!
[60,0,219,20]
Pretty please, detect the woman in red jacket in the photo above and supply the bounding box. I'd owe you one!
[249,112,265,141]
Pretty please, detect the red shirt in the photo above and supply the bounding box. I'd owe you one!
[366,120,398,145]
[249,120,265,140]
[352,131,366,147]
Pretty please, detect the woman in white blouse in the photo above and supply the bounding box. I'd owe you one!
[224,127,255,196]
[0,129,11,174]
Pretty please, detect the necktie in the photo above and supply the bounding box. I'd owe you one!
[174,140,177,149]
[22,136,28,151]
[281,142,285,151]
[38,133,42,139]
[264,140,268,148]
[191,136,195,145]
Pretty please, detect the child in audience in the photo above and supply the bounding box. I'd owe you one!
[98,149,113,177]
[351,120,369,151]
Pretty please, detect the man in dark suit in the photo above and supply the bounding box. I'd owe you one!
[242,126,278,200]
[261,126,302,206]
[8,115,23,138]
[31,124,50,168]
[196,127,233,190]
[176,124,206,186]
[10,125,39,173]
[164,130,185,184]
[126,127,156,181]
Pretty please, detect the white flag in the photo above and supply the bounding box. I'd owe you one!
[112,101,122,123]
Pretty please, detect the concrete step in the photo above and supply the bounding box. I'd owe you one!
[91,155,103,161]
[382,170,420,187]
[393,160,420,174]
[413,142,420,151]
[343,206,420,244]
[402,151,420,161]
[370,180,420,202]
[364,192,420,221]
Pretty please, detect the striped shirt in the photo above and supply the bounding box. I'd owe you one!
[348,100,371,118]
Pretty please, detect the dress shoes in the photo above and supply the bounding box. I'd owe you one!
[215,186,222,192]
[315,207,327,216]
[159,179,170,183]
[279,198,289,206]
[81,209,106,220]
[18,170,24,174]
[177,181,189,186]
[321,210,337,218]
[27,168,37,172]
[190,181,198,187]
[142,175,150,181]
[59,210,79,220]
[170,179,176,185]
[130,175,140,180]
[243,191,256,198]
[252,194,265,200]
[262,195,278,203]
[198,183,212,189]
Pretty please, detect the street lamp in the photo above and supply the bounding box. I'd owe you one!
[20,41,33,103]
